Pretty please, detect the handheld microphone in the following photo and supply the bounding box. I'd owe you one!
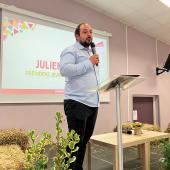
[90,42,98,66]
[90,42,96,54]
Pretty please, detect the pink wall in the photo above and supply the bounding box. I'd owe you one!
[157,41,170,130]
[0,0,169,134]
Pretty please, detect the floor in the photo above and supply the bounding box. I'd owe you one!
[47,143,162,170]
[84,144,162,170]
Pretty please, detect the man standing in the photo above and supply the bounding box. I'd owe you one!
[60,23,100,170]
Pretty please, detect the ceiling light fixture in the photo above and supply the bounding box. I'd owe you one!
[160,0,170,7]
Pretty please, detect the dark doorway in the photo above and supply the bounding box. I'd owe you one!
[133,97,153,124]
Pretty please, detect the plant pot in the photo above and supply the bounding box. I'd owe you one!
[134,127,142,135]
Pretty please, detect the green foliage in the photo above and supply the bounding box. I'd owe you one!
[25,131,52,170]
[25,112,80,170]
[132,122,143,128]
[52,112,80,170]
[159,140,170,170]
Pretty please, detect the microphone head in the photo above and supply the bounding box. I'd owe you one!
[90,42,97,56]
[90,42,95,48]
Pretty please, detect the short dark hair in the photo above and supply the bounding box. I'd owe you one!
[74,23,85,36]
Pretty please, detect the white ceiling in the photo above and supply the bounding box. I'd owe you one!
[74,0,170,45]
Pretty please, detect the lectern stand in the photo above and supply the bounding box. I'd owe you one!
[98,75,143,170]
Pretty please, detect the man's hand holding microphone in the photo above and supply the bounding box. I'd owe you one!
[89,42,99,66]
[89,54,99,65]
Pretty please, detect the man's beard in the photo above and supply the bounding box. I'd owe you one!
[80,40,92,48]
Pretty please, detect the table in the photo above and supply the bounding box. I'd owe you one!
[87,130,170,170]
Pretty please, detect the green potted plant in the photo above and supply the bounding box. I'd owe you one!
[132,122,143,135]
[24,112,80,170]
[159,140,170,170]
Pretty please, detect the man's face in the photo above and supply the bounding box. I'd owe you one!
[76,23,93,47]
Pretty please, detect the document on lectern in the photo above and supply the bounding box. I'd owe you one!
[98,75,143,92]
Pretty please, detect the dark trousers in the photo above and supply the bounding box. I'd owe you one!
[64,99,98,170]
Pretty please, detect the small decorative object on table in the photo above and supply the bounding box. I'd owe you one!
[132,122,143,135]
